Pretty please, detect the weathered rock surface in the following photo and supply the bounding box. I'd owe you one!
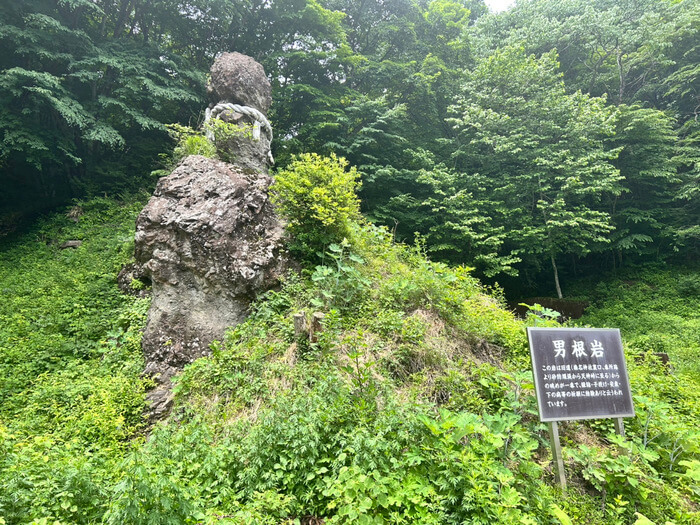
[133,155,289,388]
[217,124,272,174]
[129,52,288,421]
[116,262,150,298]
[207,52,271,113]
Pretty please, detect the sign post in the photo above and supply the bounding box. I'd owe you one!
[547,421,566,490]
[527,327,635,489]
[614,417,625,438]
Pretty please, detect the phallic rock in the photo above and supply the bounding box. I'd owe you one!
[207,52,271,113]
[133,155,290,387]
[130,52,290,422]
[59,240,82,249]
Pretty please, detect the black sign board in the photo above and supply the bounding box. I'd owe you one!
[527,327,634,422]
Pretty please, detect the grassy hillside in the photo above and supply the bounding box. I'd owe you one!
[0,194,698,524]
[572,267,700,380]
[0,197,151,522]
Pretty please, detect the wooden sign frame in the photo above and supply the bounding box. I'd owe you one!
[527,327,634,422]
[527,327,635,490]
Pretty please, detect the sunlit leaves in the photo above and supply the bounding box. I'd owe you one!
[435,47,622,290]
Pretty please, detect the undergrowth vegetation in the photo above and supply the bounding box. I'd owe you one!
[573,267,700,379]
[0,196,151,522]
[0,159,697,524]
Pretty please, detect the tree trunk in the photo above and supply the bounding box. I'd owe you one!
[113,0,134,39]
[617,50,626,104]
[551,254,563,299]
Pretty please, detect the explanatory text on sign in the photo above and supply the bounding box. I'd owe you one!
[527,327,634,422]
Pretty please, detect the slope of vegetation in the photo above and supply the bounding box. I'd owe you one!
[0,197,151,522]
[572,267,700,379]
[1,167,697,523]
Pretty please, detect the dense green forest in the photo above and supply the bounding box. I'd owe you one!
[2,0,698,294]
[0,0,699,523]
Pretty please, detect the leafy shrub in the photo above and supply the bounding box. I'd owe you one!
[154,121,255,175]
[152,124,216,176]
[173,126,217,160]
[311,240,371,313]
[271,153,362,259]
[0,435,109,524]
[416,410,543,524]
[104,420,214,524]
[566,435,697,524]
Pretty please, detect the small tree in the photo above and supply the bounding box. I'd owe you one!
[271,153,362,260]
[446,47,622,297]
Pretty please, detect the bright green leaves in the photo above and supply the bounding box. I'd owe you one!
[311,241,371,312]
[271,153,362,259]
[323,465,443,524]
[422,47,622,292]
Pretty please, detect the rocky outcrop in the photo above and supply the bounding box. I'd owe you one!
[207,52,271,114]
[134,156,288,388]
[128,52,289,421]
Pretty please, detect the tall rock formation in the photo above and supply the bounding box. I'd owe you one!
[126,53,289,419]
[205,52,274,173]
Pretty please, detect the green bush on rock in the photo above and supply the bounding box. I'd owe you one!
[271,153,362,260]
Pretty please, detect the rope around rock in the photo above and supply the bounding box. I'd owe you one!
[204,102,273,141]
